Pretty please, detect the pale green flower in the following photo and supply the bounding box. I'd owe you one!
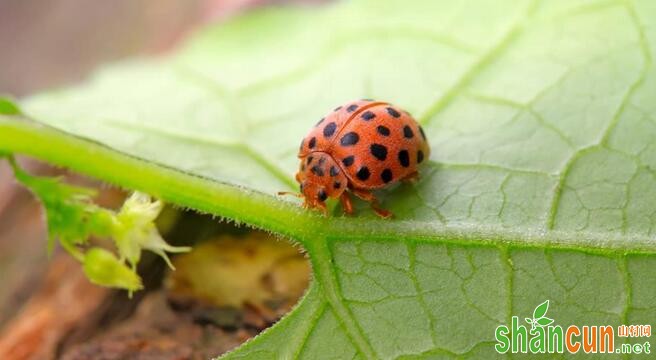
[113,192,190,269]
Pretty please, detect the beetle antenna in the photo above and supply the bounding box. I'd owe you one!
[278,191,303,198]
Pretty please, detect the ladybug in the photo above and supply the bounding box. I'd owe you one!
[280,99,430,218]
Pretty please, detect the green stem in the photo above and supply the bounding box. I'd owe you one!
[1,116,656,255]
[0,116,322,246]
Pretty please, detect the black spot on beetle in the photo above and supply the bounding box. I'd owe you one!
[370,143,388,161]
[403,125,414,138]
[376,125,390,136]
[330,166,339,177]
[315,118,325,127]
[356,166,370,181]
[346,104,359,112]
[386,107,401,118]
[317,189,327,202]
[381,169,393,183]
[307,156,314,165]
[311,165,324,177]
[311,165,323,176]
[318,156,326,166]
[334,106,342,111]
[308,137,317,149]
[398,150,410,167]
[323,122,337,137]
[361,111,376,121]
[340,132,359,146]
[334,181,341,189]
[342,155,355,167]
[417,150,425,164]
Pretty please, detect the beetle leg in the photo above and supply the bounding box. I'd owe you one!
[315,200,329,216]
[340,192,354,215]
[351,188,393,218]
[400,171,420,184]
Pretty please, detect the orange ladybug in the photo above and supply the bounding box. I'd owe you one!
[280,99,430,218]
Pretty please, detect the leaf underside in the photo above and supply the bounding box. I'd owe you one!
[1,0,656,358]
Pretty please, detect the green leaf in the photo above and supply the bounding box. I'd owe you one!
[533,300,549,320]
[0,96,21,115]
[536,317,554,327]
[1,0,656,358]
